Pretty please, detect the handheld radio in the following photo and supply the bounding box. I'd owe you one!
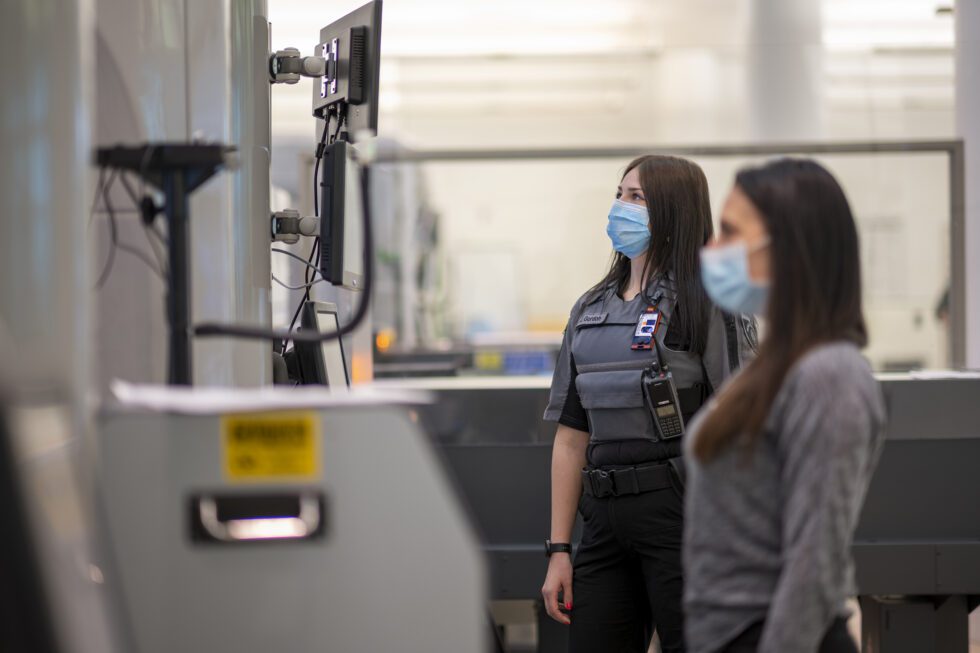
[642,338,685,440]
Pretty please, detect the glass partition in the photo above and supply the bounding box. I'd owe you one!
[368,144,960,376]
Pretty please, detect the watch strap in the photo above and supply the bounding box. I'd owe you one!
[545,540,573,557]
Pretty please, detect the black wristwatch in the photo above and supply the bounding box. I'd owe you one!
[545,539,572,557]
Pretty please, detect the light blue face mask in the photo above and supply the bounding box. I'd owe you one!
[606,199,650,259]
[700,240,771,316]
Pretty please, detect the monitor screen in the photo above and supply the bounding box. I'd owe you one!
[297,301,350,388]
[313,308,350,388]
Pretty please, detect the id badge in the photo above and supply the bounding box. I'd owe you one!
[631,306,660,350]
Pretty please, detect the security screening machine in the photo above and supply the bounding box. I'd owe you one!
[97,387,486,653]
[390,374,980,653]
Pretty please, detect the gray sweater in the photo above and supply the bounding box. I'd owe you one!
[683,342,886,653]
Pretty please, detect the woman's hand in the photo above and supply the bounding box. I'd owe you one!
[541,553,574,625]
[543,424,588,626]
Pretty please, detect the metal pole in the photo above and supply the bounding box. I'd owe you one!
[747,0,823,142]
[368,140,964,164]
[165,170,193,385]
[956,0,980,369]
[0,0,93,407]
[950,142,967,369]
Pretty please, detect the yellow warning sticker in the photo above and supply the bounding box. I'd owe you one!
[221,411,321,482]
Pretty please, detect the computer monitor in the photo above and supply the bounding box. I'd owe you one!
[313,1,381,289]
[312,0,383,140]
[296,301,351,388]
[318,139,364,290]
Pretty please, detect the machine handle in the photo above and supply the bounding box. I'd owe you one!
[195,493,322,543]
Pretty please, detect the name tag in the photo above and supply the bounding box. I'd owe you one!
[576,312,608,327]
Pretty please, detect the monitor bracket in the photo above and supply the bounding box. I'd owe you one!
[269,48,332,85]
[271,209,319,244]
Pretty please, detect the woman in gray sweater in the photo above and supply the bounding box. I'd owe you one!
[684,158,886,653]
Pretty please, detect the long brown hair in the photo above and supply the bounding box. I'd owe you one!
[693,158,867,462]
[589,155,715,354]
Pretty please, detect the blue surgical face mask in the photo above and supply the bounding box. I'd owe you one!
[700,239,771,316]
[606,199,650,259]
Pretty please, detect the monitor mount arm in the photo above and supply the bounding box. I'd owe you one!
[271,209,320,244]
[269,48,331,85]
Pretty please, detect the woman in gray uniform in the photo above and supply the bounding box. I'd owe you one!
[684,159,885,653]
[540,155,756,653]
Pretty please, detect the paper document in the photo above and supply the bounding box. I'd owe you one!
[110,380,431,415]
[908,370,980,381]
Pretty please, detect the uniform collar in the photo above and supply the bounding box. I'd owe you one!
[590,272,676,314]
[603,271,675,300]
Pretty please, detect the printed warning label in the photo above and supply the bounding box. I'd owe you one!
[221,412,320,482]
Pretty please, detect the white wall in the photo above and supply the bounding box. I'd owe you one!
[93,0,272,389]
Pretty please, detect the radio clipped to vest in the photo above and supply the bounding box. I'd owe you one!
[642,338,686,441]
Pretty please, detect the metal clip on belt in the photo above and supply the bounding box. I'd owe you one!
[582,463,673,498]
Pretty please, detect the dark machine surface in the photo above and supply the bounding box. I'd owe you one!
[407,375,980,652]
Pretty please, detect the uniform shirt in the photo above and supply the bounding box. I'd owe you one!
[543,275,757,467]
[683,342,886,653]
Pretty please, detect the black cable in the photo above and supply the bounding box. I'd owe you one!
[272,274,325,291]
[330,107,345,144]
[197,110,369,344]
[195,157,374,344]
[94,171,166,288]
[144,223,169,274]
[88,166,107,230]
[280,220,319,349]
[105,175,166,279]
[118,171,167,274]
[272,247,324,274]
[116,171,141,209]
[93,209,141,215]
[135,144,167,264]
[282,116,333,350]
[94,170,120,289]
[116,169,168,244]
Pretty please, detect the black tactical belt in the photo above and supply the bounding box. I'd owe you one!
[582,462,673,498]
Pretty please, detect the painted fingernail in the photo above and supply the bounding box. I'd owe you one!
[565,602,572,610]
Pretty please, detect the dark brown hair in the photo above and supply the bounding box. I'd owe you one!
[589,155,715,354]
[693,158,867,462]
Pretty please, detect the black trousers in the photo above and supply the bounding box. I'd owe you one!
[570,477,685,653]
[719,617,857,653]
